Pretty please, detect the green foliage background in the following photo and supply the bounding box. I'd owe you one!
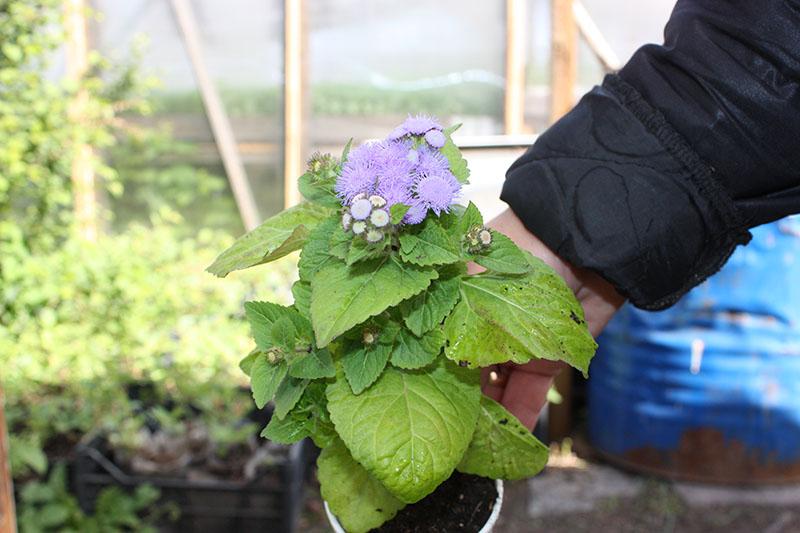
[0,1,289,529]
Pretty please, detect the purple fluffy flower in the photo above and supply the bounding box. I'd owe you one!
[402,114,442,135]
[414,145,450,178]
[336,142,381,201]
[413,173,460,215]
[335,122,461,226]
[424,129,446,148]
[403,203,428,225]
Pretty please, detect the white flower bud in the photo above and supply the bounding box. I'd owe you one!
[479,229,492,245]
[370,209,390,228]
[366,229,384,243]
[369,195,387,208]
[342,212,352,230]
[350,198,373,220]
[352,221,367,235]
[352,192,367,202]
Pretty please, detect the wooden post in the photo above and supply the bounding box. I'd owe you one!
[283,0,306,208]
[0,388,16,533]
[549,0,578,123]
[65,0,97,242]
[170,0,261,231]
[573,0,621,73]
[547,0,578,441]
[504,0,527,135]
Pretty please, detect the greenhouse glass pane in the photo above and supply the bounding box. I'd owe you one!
[92,0,284,232]
[307,0,506,153]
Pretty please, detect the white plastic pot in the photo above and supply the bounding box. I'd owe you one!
[324,479,504,533]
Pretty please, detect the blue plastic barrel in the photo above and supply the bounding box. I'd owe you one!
[588,217,800,482]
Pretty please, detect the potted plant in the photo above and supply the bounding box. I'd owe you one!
[208,116,597,532]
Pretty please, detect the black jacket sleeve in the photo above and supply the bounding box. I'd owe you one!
[501,0,800,309]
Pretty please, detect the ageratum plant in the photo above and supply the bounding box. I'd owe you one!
[208,116,597,532]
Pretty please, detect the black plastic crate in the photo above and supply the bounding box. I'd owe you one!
[72,437,308,533]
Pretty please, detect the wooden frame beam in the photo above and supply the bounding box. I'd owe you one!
[504,0,527,135]
[65,0,97,242]
[0,388,16,533]
[550,0,578,123]
[170,0,260,231]
[573,0,621,73]
[283,0,306,208]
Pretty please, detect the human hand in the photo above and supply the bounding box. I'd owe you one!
[472,208,625,430]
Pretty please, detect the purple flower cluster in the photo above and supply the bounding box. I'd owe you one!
[336,115,460,225]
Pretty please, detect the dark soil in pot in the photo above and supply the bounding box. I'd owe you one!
[373,471,497,533]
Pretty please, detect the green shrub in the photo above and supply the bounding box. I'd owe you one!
[1,222,295,476]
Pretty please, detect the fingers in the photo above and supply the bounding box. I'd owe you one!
[480,365,508,402]
[480,360,566,430]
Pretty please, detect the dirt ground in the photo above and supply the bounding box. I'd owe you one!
[298,443,800,533]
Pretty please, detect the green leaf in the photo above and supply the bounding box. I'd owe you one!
[318,439,405,533]
[292,280,312,317]
[298,217,341,281]
[341,138,353,162]
[245,301,312,350]
[440,127,470,184]
[250,356,288,409]
[310,256,438,347]
[207,202,333,277]
[271,316,297,351]
[274,376,309,419]
[239,348,260,376]
[443,257,597,373]
[346,238,387,266]
[328,224,352,260]
[448,202,483,241]
[470,230,532,274]
[390,328,445,369]
[298,172,341,208]
[326,361,481,503]
[458,396,549,480]
[261,383,336,447]
[399,219,461,267]
[390,203,411,224]
[342,344,392,394]
[289,348,335,379]
[400,275,461,336]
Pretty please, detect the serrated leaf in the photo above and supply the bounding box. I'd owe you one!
[390,203,411,224]
[326,361,481,503]
[458,396,548,479]
[448,201,483,241]
[274,376,309,419]
[342,344,392,394]
[443,256,597,373]
[298,172,341,208]
[329,224,352,260]
[251,356,287,409]
[292,280,312,317]
[346,238,387,266]
[399,220,460,266]
[318,439,405,533]
[400,275,461,336]
[298,217,341,281]
[341,138,353,162]
[239,348,260,376]
[289,348,335,379]
[262,383,336,446]
[271,316,297,351]
[390,328,444,369]
[440,128,470,184]
[207,202,332,277]
[471,230,532,274]
[245,301,312,350]
[310,256,438,347]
